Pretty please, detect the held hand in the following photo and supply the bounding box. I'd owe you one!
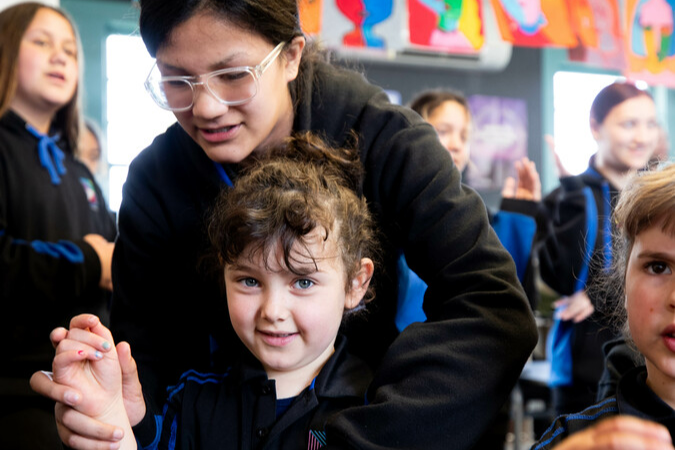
[553,290,594,323]
[501,157,542,201]
[31,315,146,449]
[52,315,123,419]
[550,416,674,450]
[83,234,114,291]
[545,134,572,179]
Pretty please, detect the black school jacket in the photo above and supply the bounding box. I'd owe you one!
[0,110,116,391]
[531,366,675,450]
[111,59,537,449]
[134,336,371,450]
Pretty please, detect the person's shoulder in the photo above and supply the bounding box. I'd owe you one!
[310,59,419,123]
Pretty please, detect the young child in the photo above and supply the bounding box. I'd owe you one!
[0,3,116,448]
[48,133,377,449]
[531,162,675,450]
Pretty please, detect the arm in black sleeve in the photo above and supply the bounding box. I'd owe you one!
[110,131,224,409]
[535,176,590,296]
[0,178,102,310]
[325,101,538,449]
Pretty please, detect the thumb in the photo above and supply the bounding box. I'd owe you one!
[117,342,146,425]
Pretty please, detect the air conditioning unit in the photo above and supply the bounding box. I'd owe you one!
[316,0,512,72]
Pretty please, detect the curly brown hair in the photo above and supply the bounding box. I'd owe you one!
[208,132,379,308]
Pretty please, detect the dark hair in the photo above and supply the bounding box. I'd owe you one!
[208,132,378,307]
[0,2,81,151]
[408,89,470,121]
[590,81,653,124]
[596,163,675,358]
[138,0,322,111]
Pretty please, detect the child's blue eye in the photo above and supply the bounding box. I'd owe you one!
[295,279,314,289]
[242,278,258,287]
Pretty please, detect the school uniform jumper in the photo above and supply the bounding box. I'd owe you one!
[537,156,620,413]
[0,110,116,448]
[531,366,675,450]
[110,59,538,450]
[133,336,371,450]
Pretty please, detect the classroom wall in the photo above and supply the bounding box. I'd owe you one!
[59,0,672,206]
[353,46,542,208]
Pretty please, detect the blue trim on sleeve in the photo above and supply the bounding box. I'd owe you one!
[138,415,164,450]
[11,238,84,263]
[532,398,618,450]
[168,414,178,450]
[166,369,230,401]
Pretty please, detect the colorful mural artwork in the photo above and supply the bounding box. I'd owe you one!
[625,0,675,86]
[490,0,577,47]
[407,0,484,53]
[299,0,324,37]
[336,0,394,48]
[568,0,626,70]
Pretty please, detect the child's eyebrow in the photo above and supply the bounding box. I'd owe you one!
[636,250,675,261]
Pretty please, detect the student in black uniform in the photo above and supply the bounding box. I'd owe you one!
[31,1,537,448]
[47,134,377,450]
[0,3,116,449]
[532,163,675,450]
[539,82,659,416]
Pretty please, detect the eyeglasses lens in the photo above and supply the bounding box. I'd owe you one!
[156,70,257,110]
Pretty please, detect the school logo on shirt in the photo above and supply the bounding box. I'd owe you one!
[308,429,326,449]
[79,177,99,211]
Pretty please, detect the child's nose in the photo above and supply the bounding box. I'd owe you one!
[260,291,289,322]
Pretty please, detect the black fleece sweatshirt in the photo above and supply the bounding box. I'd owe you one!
[111,60,537,449]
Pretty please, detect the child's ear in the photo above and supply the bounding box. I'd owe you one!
[345,258,374,310]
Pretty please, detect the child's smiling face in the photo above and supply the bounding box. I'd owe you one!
[626,220,675,399]
[224,227,369,396]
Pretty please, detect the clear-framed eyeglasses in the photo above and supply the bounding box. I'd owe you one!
[144,42,286,112]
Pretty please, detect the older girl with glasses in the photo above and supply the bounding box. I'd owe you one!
[32,1,536,448]
[0,3,116,449]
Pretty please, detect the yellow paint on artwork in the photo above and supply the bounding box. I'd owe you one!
[458,0,484,49]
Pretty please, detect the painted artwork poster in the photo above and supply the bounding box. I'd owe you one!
[490,0,577,47]
[625,0,675,87]
[335,0,394,48]
[567,0,627,70]
[299,0,324,37]
[407,0,484,53]
[466,95,528,191]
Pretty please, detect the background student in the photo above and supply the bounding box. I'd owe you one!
[539,81,660,416]
[31,0,537,448]
[0,3,116,449]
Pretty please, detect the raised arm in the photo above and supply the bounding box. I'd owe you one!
[320,94,538,448]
